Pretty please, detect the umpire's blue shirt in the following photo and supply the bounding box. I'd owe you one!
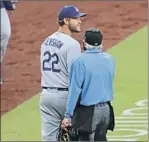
[65,48,115,118]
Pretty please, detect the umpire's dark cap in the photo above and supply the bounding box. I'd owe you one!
[58,5,86,21]
[84,28,103,46]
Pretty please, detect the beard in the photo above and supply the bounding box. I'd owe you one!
[68,24,80,33]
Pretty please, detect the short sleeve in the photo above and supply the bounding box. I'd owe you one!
[67,41,81,75]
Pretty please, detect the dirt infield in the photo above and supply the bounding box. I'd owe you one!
[1,1,147,115]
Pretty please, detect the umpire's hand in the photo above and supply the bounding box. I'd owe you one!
[61,118,71,130]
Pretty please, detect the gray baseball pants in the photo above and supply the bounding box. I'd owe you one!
[39,88,68,141]
[78,103,110,141]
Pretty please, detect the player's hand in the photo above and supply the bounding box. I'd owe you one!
[12,4,16,10]
[11,0,18,3]
[11,0,18,10]
[61,118,71,130]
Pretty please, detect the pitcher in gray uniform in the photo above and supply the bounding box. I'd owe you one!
[39,5,86,141]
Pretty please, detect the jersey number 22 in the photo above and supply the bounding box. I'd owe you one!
[43,51,60,73]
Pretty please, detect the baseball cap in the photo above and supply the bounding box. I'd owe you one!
[84,28,103,46]
[58,5,86,21]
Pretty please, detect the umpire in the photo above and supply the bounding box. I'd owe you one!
[61,28,115,141]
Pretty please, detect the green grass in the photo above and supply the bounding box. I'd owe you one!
[107,26,148,141]
[109,26,148,113]
[1,93,41,141]
[1,26,148,141]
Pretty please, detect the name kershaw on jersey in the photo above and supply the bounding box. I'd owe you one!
[45,38,64,49]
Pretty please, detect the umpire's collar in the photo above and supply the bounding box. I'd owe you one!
[84,48,103,53]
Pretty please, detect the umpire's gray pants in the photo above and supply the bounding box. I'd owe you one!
[79,103,110,141]
[39,89,68,141]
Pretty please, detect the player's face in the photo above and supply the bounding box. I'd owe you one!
[68,17,82,33]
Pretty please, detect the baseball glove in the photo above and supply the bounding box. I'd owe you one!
[57,126,79,141]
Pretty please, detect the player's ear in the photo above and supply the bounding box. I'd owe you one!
[63,18,69,25]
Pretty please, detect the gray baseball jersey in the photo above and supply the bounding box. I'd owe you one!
[40,32,81,88]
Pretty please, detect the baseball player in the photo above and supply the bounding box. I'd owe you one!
[39,5,86,141]
[0,1,17,84]
[61,28,115,141]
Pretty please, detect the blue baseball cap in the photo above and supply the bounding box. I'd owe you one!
[58,5,86,21]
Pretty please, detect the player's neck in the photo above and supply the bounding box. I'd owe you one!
[58,27,72,37]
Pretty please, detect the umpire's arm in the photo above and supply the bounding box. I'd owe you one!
[64,59,85,119]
